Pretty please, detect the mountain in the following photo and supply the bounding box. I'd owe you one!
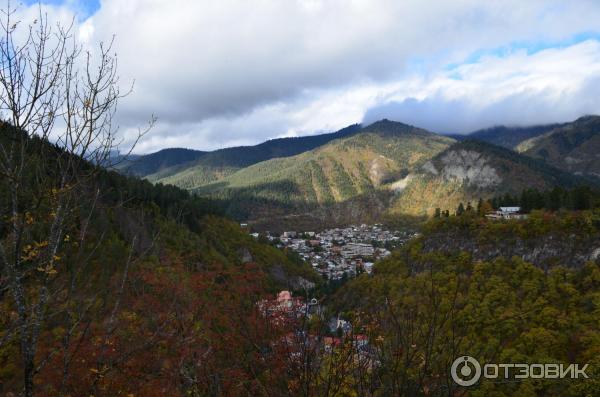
[121,118,596,229]
[146,124,362,187]
[516,115,600,179]
[181,122,588,227]
[387,139,584,216]
[106,150,141,165]
[449,123,564,149]
[192,120,454,225]
[116,147,206,177]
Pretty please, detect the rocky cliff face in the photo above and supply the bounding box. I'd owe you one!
[426,149,502,188]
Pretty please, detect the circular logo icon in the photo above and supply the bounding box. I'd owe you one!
[451,356,481,386]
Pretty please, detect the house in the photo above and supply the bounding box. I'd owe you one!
[258,290,305,322]
[486,206,528,220]
[342,243,374,258]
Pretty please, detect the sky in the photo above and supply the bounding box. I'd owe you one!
[10,0,600,153]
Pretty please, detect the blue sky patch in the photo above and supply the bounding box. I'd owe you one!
[23,0,101,20]
[445,31,600,73]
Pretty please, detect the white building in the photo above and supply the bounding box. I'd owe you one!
[342,243,374,258]
[487,206,528,220]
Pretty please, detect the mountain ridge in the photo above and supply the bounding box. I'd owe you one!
[450,122,565,149]
[516,115,600,179]
[144,124,363,187]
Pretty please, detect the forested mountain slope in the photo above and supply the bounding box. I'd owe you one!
[516,115,600,179]
[455,123,564,149]
[116,147,207,177]
[392,140,586,216]
[195,120,454,223]
[146,123,362,187]
[0,124,318,395]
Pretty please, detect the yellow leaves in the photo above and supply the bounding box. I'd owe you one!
[89,365,109,379]
[21,241,50,262]
[36,264,58,275]
[25,212,34,225]
[36,241,49,249]
[64,234,71,242]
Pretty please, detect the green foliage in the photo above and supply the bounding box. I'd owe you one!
[180,120,453,224]
[330,212,600,395]
[148,123,362,184]
[463,123,563,149]
[517,115,600,180]
[115,148,206,177]
[493,185,600,213]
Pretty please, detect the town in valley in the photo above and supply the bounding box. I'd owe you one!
[247,224,418,281]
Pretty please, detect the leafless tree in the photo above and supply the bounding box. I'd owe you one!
[0,3,152,395]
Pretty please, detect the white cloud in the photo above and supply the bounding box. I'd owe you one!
[363,40,600,133]
[8,0,600,152]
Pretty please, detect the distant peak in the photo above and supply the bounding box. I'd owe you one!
[575,114,600,123]
[364,119,414,129]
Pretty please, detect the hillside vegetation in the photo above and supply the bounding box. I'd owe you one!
[116,147,206,177]
[195,120,454,223]
[454,123,563,149]
[121,116,600,229]
[517,115,600,179]
[0,125,319,395]
[165,122,594,228]
[392,140,586,216]
[329,210,600,395]
[146,123,362,187]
